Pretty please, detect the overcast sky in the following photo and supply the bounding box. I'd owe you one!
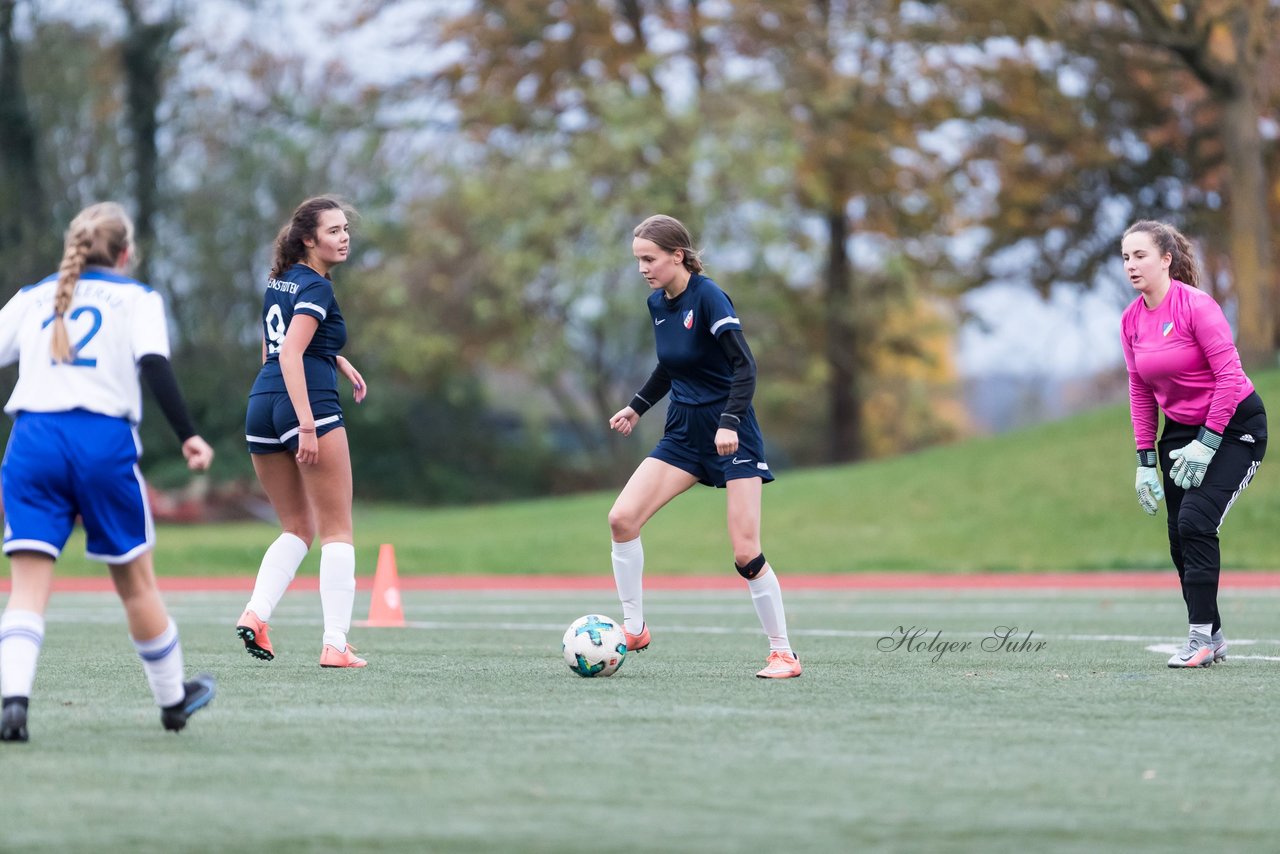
[958,282,1130,378]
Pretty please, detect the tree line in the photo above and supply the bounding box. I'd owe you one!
[0,0,1276,503]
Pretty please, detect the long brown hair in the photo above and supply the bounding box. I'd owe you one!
[51,203,135,363]
[270,195,355,278]
[633,214,704,274]
[1123,220,1200,288]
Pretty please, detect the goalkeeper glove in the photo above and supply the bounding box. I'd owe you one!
[1168,427,1222,490]
[1135,449,1164,515]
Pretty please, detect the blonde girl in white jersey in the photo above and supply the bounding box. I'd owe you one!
[0,202,216,742]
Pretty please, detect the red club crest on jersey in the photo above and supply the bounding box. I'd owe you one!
[683,310,694,329]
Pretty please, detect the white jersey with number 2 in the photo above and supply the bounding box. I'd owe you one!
[0,267,171,424]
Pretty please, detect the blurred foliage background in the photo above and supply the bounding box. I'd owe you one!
[1,0,1277,505]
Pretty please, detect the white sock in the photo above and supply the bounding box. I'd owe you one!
[747,567,791,652]
[611,537,645,635]
[0,610,45,698]
[320,541,356,650]
[132,620,185,708]
[246,532,310,621]
[1190,623,1212,641]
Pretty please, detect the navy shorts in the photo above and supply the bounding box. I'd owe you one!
[245,390,344,454]
[649,402,774,488]
[2,410,153,563]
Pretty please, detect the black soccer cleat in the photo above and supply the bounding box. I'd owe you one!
[1,697,29,743]
[160,674,217,733]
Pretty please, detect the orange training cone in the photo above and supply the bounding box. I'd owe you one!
[361,543,405,627]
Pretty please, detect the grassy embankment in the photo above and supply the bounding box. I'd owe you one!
[45,371,1280,576]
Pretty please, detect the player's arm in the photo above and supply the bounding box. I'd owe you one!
[609,363,670,437]
[1169,298,1239,489]
[1120,319,1158,451]
[0,289,33,368]
[713,329,756,456]
[138,354,213,471]
[279,313,321,464]
[336,354,367,403]
[1121,319,1161,507]
[139,355,197,442]
[1192,295,1246,434]
[715,329,756,430]
[130,290,211,470]
[628,364,671,417]
[1126,368,1164,502]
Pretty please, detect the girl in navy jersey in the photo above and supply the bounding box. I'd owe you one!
[608,214,800,678]
[1121,220,1266,668]
[0,202,216,741]
[237,196,369,668]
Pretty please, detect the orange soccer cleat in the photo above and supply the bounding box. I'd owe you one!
[756,650,802,679]
[236,609,274,661]
[624,623,651,652]
[320,643,367,668]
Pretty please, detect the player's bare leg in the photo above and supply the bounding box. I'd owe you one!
[727,477,800,678]
[241,452,316,660]
[608,458,699,650]
[111,552,215,731]
[298,428,364,667]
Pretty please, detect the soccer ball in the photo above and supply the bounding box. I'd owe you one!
[562,614,628,677]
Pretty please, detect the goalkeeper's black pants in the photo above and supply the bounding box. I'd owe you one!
[1158,391,1267,628]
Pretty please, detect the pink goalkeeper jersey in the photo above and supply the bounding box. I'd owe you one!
[1121,279,1253,449]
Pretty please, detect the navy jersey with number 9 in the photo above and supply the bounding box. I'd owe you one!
[249,263,347,396]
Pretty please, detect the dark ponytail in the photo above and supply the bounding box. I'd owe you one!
[271,196,354,277]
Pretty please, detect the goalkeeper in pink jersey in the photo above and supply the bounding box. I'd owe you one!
[1120,220,1267,669]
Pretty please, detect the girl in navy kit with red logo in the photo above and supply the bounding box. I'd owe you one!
[607,214,800,678]
[1121,220,1266,668]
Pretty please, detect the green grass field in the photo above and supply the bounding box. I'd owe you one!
[6,375,1280,850]
[4,587,1280,852]
[40,370,1280,578]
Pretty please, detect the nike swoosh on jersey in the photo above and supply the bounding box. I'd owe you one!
[654,318,666,325]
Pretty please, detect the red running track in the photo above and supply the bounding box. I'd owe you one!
[6,571,1280,593]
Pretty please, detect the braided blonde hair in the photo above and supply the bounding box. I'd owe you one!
[51,203,135,362]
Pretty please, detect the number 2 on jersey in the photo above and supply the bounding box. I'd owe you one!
[42,306,103,367]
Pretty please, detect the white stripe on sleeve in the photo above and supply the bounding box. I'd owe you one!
[295,302,328,320]
[710,315,741,335]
